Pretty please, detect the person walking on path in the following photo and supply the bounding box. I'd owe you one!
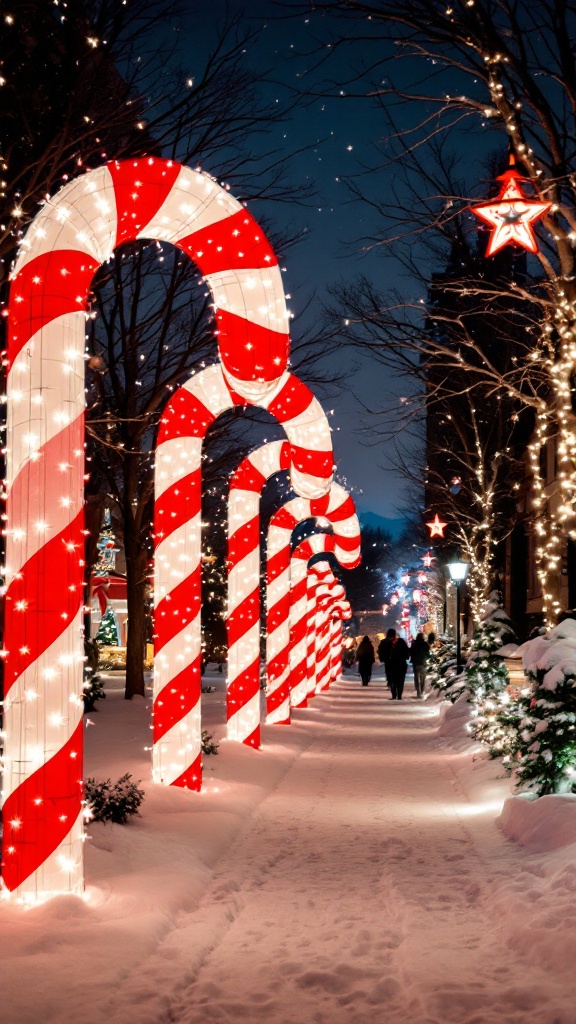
[356,635,375,686]
[410,632,430,698]
[378,628,410,699]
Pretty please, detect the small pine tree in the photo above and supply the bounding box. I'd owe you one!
[95,607,119,646]
[460,592,517,705]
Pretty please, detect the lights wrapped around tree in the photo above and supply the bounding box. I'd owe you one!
[266,487,360,723]
[3,156,335,901]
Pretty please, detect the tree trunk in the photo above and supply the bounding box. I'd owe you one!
[124,540,148,699]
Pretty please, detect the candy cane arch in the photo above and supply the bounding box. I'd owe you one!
[153,368,334,786]
[266,487,360,724]
[226,440,290,747]
[3,156,334,900]
[289,535,355,709]
[306,562,335,698]
[328,601,352,684]
[307,561,351,691]
[315,580,348,693]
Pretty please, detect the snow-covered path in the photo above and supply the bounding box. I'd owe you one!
[148,680,569,1024]
[3,671,576,1024]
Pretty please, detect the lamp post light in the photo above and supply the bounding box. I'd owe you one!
[447,559,469,674]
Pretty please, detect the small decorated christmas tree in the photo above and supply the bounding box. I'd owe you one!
[95,607,120,647]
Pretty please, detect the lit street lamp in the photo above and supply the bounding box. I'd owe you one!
[447,559,469,674]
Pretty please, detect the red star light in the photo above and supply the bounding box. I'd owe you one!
[422,551,433,568]
[471,170,551,258]
[426,514,447,538]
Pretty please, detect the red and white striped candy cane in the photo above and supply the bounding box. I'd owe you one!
[266,487,360,723]
[154,368,335,785]
[3,156,333,899]
[315,580,347,693]
[306,562,334,698]
[329,601,352,683]
[227,440,290,747]
[289,535,354,708]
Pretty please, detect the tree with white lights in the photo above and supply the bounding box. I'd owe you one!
[307,0,576,623]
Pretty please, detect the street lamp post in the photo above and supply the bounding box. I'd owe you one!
[447,559,469,674]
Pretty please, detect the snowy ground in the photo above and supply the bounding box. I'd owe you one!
[2,665,576,1024]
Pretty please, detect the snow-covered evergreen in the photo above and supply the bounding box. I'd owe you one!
[514,618,576,795]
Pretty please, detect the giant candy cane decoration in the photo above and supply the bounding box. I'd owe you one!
[328,602,352,684]
[3,157,333,899]
[315,580,348,693]
[266,488,360,724]
[289,535,354,709]
[306,562,334,698]
[153,369,332,787]
[226,440,290,747]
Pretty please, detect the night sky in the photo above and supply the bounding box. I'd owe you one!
[174,1,423,521]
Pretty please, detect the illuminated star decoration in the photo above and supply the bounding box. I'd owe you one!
[422,551,433,568]
[426,514,448,538]
[471,164,551,257]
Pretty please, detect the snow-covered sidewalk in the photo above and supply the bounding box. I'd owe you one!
[2,669,576,1024]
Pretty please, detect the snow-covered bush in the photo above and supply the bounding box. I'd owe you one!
[84,773,144,824]
[514,619,576,795]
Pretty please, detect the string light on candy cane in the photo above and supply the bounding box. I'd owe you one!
[3,156,334,901]
[266,486,361,724]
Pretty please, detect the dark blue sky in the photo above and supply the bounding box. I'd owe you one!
[173,2,466,519]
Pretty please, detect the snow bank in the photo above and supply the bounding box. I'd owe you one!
[498,792,576,852]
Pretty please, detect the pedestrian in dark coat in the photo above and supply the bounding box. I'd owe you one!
[356,635,375,686]
[410,632,430,698]
[378,628,410,699]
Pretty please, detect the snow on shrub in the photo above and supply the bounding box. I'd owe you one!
[513,618,576,796]
[84,773,145,824]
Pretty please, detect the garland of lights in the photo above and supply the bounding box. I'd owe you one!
[3,157,335,901]
[266,488,361,723]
